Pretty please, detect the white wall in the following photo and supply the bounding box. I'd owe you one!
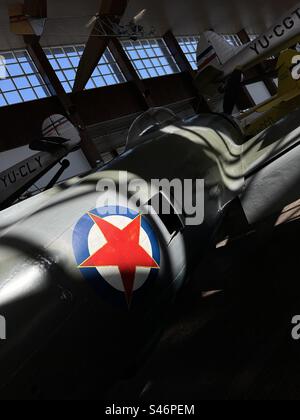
[246,81,272,105]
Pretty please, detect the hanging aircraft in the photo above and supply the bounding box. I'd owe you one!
[8,0,152,40]
[1,104,300,399]
[237,48,300,137]
[0,115,82,211]
[195,2,300,113]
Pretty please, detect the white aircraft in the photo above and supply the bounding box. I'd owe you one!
[196,3,300,112]
[0,115,81,210]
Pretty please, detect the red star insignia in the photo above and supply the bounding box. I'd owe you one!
[79,213,160,304]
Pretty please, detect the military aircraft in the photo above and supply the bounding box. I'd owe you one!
[237,48,300,137]
[1,104,300,399]
[195,2,300,113]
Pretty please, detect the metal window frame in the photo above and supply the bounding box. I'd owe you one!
[122,38,180,79]
[222,34,244,47]
[177,36,200,70]
[0,49,51,107]
[45,44,126,92]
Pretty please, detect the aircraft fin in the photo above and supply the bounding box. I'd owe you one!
[196,31,244,73]
[196,32,220,73]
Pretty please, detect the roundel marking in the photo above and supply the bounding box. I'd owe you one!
[72,206,160,305]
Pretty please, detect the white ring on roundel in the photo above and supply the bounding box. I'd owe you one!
[88,215,153,292]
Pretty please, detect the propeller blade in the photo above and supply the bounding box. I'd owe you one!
[133,9,147,24]
[86,15,98,29]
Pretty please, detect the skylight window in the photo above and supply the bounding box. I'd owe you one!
[45,45,126,93]
[122,38,180,79]
[177,36,200,70]
[0,50,51,107]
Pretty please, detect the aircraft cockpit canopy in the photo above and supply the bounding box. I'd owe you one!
[126,107,179,151]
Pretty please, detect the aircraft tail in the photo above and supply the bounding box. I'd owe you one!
[276,49,300,97]
[196,31,242,73]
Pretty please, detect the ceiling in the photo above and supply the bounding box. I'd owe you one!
[125,0,300,35]
[0,0,300,51]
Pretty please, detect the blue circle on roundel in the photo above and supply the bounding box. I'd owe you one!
[72,206,161,307]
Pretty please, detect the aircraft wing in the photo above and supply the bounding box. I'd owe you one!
[258,92,300,113]
[241,106,300,175]
[240,107,300,223]
[242,90,299,116]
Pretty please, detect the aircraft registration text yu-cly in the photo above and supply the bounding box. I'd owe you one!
[0,156,43,189]
[0,115,82,210]
[0,153,47,205]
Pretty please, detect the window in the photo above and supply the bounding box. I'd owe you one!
[89,48,126,89]
[45,45,126,93]
[222,35,244,47]
[0,50,51,107]
[249,35,258,42]
[246,82,272,105]
[177,36,200,70]
[122,38,180,79]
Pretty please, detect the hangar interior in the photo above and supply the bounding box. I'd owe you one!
[0,0,288,183]
[1,0,300,401]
